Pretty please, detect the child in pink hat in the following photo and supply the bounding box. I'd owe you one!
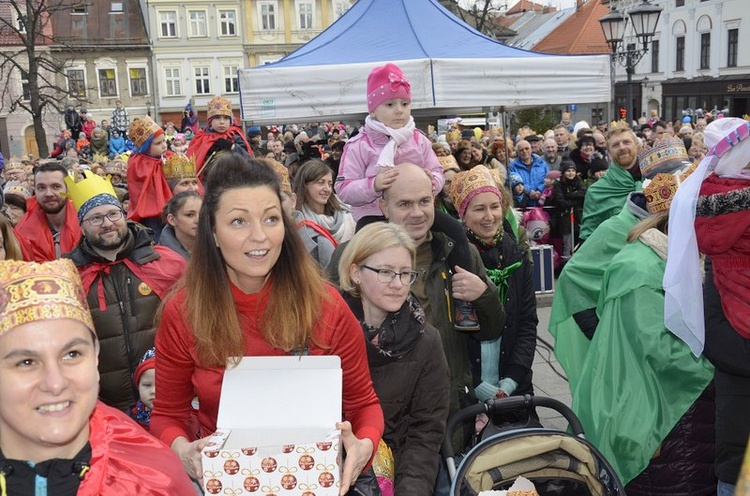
[337,63,444,221]
[337,62,481,331]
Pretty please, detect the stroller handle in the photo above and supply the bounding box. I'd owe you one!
[441,395,585,460]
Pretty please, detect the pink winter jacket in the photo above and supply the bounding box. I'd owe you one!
[336,124,445,220]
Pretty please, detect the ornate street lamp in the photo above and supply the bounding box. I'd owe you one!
[599,0,662,122]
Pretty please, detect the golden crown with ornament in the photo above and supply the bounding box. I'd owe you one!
[643,162,698,214]
[162,153,197,181]
[4,158,24,171]
[0,259,95,337]
[207,95,233,120]
[128,115,163,149]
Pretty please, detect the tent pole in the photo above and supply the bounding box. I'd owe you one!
[500,106,510,181]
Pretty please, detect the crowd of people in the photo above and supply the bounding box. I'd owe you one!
[0,60,747,496]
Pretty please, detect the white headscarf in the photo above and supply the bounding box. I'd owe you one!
[664,118,750,355]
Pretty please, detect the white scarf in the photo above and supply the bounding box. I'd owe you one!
[365,115,415,168]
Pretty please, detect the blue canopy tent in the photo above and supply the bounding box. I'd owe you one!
[238,0,611,124]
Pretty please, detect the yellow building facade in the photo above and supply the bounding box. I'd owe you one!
[243,0,353,66]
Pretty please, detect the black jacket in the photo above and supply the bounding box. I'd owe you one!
[67,222,184,411]
[343,294,450,495]
[552,175,586,235]
[468,229,537,396]
[703,258,750,483]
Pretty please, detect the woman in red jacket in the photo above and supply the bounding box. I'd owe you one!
[151,153,384,491]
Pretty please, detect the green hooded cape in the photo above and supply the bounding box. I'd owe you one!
[579,163,642,241]
[571,238,714,484]
[549,203,641,388]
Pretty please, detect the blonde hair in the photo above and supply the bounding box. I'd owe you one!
[0,215,23,260]
[627,210,670,243]
[338,222,416,297]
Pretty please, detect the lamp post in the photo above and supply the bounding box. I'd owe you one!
[599,0,662,123]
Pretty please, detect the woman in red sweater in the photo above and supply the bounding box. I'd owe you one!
[151,153,383,492]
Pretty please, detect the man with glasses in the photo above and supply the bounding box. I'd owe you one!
[15,162,82,261]
[328,163,503,480]
[64,173,185,411]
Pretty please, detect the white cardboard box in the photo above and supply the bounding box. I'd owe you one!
[201,356,342,495]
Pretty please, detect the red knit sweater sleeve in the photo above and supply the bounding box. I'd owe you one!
[151,292,196,447]
[322,286,384,456]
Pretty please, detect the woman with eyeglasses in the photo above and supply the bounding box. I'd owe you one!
[338,222,450,495]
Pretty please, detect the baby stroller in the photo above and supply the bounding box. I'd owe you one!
[442,395,625,496]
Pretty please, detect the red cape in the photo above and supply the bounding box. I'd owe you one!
[126,152,174,222]
[187,126,251,174]
[79,402,194,495]
[15,198,82,262]
[78,245,186,311]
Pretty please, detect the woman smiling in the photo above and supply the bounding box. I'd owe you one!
[151,154,383,492]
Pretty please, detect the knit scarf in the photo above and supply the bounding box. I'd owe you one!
[299,204,351,243]
[361,293,425,359]
[364,115,415,168]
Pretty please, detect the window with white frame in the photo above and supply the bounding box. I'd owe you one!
[334,1,349,19]
[129,67,148,96]
[189,10,207,37]
[20,69,30,101]
[67,68,86,97]
[223,65,239,93]
[194,66,210,94]
[219,10,237,36]
[164,67,182,96]
[259,2,277,31]
[98,68,118,97]
[159,11,177,38]
[298,1,313,30]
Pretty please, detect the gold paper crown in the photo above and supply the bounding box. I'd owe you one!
[258,158,292,195]
[0,259,95,336]
[92,153,108,165]
[104,162,122,176]
[438,155,460,173]
[643,163,697,214]
[64,171,117,212]
[4,158,24,171]
[207,95,233,120]
[128,116,162,149]
[162,154,197,181]
[3,181,31,200]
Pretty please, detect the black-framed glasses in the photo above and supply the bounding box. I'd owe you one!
[84,210,123,227]
[360,265,418,285]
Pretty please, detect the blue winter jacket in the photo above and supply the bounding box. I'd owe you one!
[509,154,549,206]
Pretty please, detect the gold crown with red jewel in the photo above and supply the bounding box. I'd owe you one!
[643,162,698,214]
[0,259,95,336]
[207,95,233,119]
[162,154,197,181]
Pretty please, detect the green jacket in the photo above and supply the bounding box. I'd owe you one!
[579,162,642,241]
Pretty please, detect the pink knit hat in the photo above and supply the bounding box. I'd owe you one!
[366,63,412,113]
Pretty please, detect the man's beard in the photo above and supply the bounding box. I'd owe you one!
[88,226,128,252]
[38,198,66,215]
